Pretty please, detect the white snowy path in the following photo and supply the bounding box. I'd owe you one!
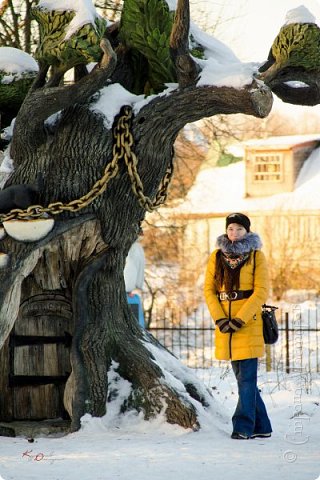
[1,370,319,480]
[0,420,318,480]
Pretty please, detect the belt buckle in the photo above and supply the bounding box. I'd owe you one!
[219,292,227,301]
[229,291,238,300]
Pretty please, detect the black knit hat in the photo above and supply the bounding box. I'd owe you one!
[226,213,251,232]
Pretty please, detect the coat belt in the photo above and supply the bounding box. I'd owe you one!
[217,290,253,301]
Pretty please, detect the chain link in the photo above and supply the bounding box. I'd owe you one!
[0,106,173,223]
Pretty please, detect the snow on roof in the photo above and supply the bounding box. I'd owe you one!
[0,47,38,83]
[175,145,320,215]
[244,133,320,149]
[38,0,101,40]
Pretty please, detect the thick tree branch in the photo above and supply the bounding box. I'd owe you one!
[170,0,199,87]
[262,68,320,106]
[10,39,117,162]
[134,80,273,153]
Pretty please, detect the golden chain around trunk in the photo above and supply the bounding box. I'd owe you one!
[0,106,173,223]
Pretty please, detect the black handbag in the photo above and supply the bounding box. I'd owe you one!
[261,304,279,345]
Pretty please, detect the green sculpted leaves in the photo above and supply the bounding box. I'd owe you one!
[0,72,36,112]
[32,7,107,72]
[119,0,177,94]
[272,23,320,71]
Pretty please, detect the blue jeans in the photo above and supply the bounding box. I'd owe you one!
[231,358,272,436]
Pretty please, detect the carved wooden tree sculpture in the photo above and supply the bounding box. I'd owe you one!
[0,0,317,432]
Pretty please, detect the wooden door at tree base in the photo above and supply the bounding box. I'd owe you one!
[5,292,73,420]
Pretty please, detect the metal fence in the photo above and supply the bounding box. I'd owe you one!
[147,303,320,373]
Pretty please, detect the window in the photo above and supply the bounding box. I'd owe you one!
[252,154,283,182]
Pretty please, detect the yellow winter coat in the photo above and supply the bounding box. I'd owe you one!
[204,249,269,361]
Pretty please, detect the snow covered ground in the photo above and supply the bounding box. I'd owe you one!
[1,301,319,480]
[0,365,319,480]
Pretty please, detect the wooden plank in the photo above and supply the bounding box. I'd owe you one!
[14,316,71,336]
[13,343,71,376]
[13,384,67,420]
[0,337,13,421]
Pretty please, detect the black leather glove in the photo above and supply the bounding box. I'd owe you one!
[229,318,245,332]
[216,318,232,333]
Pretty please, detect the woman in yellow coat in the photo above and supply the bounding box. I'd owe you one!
[204,212,272,440]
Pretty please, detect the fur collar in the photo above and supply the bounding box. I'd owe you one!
[216,232,262,255]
